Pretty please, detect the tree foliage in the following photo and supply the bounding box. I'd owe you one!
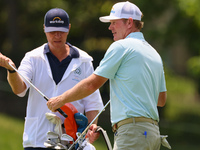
[177,0,200,26]
[0,0,200,88]
[0,0,199,69]
[1,1,200,148]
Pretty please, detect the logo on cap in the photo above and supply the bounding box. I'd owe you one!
[110,7,115,14]
[50,17,64,24]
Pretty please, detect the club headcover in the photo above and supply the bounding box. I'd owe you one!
[74,112,88,133]
[61,103,78,141]
[74,113,88,149]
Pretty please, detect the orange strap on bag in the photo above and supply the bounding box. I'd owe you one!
[61,103,78,141]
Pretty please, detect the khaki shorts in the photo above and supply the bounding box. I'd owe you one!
[113,121,161,150]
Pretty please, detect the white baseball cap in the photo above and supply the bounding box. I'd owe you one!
[99,1,142,23]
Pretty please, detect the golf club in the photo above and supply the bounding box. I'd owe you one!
[55,143,68,150]
[68,100,111,150]
[8,62,68,118]
[44,139,57,149]
[96,126,112,150]
[47,131,60,139]
[61,134,74,142]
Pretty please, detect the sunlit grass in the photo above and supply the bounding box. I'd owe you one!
[0,72,200,150]
[0,114,24,150]
[0,113,110,150]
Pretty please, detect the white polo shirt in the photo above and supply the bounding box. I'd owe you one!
[17,44,103,148]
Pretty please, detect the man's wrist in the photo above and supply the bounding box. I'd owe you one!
[7,69,16,73]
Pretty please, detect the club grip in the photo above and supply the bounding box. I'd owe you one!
[44,96,68,118]
[57,108,68,118]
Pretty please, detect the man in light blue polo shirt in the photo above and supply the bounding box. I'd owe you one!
[94,31,166,125]
[47,1,169,150]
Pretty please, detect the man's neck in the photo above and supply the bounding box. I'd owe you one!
[49,44,70,62]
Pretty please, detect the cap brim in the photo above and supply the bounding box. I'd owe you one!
[99,16,121,23]
[44,27,69,33]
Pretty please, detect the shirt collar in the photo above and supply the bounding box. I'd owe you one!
[44,42,79,58]
[125,32,145,40]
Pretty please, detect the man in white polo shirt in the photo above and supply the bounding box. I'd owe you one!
[47,2,167,150]
[0,8,103,150]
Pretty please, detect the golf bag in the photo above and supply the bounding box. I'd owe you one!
[45,103,94,150]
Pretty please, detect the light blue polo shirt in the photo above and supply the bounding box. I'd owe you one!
[94,32,166,125]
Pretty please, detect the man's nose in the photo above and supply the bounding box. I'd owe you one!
[55,31,61,37]
[108,24,112,30]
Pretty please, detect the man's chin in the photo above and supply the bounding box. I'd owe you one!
[113,37,119,41]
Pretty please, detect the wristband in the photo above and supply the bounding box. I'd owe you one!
[7,69,16,73]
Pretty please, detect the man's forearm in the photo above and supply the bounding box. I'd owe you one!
[86,110,99,124]
[157,91,167,107]
[61,75,98,104]
[7,72,26,95]
[47,74,108,112]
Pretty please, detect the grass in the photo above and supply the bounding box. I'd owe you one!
[0,113,24,150]
[0,113,111,150]
[2,112,200,150]
[1,72,200,150]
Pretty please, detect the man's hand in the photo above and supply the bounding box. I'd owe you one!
[0,53,16,70]
[47,95,65,112]
[86,124,100,143]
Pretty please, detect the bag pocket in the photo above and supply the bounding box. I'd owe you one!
[23,117,38,147]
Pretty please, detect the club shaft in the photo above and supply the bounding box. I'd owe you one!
[8,63,68,118]
[68,100,111,150]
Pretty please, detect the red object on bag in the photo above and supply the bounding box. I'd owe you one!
[61,103,78,141]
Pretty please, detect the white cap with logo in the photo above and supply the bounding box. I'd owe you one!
[99,1,142,23]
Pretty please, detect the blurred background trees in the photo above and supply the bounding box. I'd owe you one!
[0,0,200,149]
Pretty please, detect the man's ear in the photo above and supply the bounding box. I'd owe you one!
[66,24,71,35]
[68,24,71,32]
[43,24,45,33]
[127,18,134,29]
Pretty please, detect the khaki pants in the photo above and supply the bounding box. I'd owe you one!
[113,121,161,150]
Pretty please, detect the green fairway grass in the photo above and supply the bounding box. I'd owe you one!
[0,113,110,150]
[0,113,24,149]
[1,70,200,150]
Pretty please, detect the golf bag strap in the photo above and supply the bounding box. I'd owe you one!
[96,126,112,150]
